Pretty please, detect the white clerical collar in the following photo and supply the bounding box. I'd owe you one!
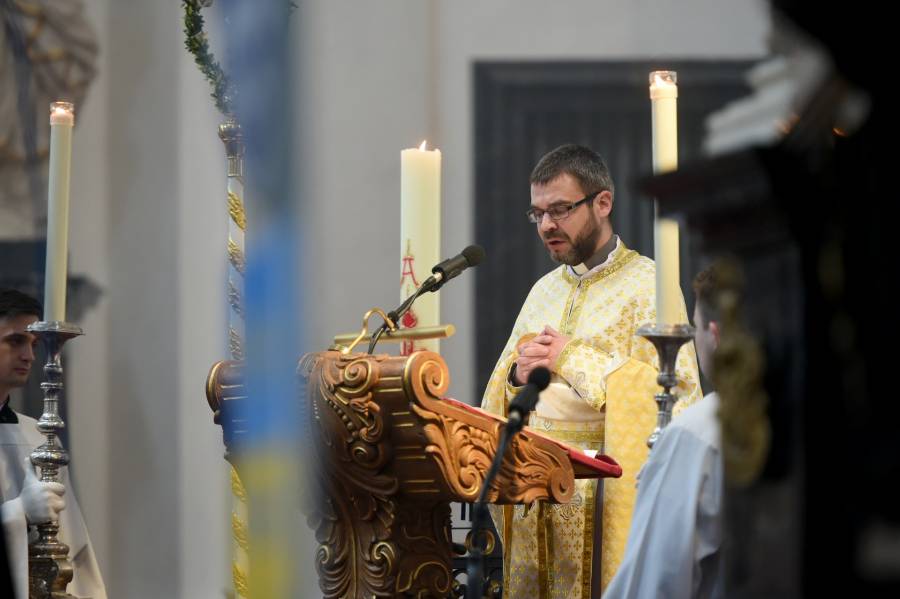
[571,235,620,278]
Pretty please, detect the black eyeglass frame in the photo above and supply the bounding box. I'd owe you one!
[526,191,601,224]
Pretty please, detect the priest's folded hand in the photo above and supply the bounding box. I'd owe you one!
[533,325,570,369]
[514,339,552,385]
[20,461,66,524]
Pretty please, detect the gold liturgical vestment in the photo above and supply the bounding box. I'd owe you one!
[481,240,701,598]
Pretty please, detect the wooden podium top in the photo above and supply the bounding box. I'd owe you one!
[441,397,621,480]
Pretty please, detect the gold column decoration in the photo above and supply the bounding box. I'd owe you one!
[714,258,771,487]
[228,238,246,274]
[219,116,250,598]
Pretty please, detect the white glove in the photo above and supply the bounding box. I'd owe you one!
[19,461,66,524]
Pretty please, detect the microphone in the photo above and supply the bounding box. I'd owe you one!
[507,367,551,427]
[367,245,486,354]
[427,245,485,291]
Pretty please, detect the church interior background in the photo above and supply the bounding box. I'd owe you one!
[3,1,892,597]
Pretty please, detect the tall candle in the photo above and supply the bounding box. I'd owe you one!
[649,72,682,325]
[44,101,75,322]
[400,141,441,354]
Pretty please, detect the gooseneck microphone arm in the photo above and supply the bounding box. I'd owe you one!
[366,282,429,353]
[367,245,485,355]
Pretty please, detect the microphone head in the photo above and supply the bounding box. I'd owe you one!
[528,366,551,391]
[462,245,486,267]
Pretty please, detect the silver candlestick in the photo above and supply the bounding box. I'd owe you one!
[25,321,84,599]
[636,323,694,449]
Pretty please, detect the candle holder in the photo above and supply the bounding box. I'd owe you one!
[25,320,85,599]
[636,323,694,449]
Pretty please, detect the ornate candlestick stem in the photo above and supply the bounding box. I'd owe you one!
[26,321,84,599]
[219,116,251,598]
[636,323,694,449]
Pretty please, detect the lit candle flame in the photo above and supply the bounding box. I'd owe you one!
[49,101,75,125]
[648,71,677,100]
[652,73,675,88]
[419,140,427,151]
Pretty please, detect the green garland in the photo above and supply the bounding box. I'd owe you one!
[183,0,234,115]
[182,1,296,117]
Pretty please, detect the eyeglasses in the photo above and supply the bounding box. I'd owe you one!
[526,191,600,224]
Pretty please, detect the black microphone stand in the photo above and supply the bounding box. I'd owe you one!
[367,275,438,354]
[465,413,526,599]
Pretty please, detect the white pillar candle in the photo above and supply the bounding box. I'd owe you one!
[649,72,683,325]
[400,141,441,354]
[44,101,75,322]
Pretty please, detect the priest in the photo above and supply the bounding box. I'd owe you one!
[481,144,701,597]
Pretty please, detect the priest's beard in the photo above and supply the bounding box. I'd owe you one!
[546,213,603,266]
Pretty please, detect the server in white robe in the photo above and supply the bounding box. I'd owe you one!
[0,289,106,599]
[604,266,724,599]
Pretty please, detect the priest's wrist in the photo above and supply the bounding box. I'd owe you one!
[509,363,524,387]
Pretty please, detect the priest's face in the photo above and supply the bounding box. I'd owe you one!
[530,174,609,266]
[0,314,39,396]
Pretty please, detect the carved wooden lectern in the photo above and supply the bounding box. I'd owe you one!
[207,350,621,597]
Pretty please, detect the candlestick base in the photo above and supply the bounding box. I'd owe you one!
[636,323,694,449]
[25,321,85,599]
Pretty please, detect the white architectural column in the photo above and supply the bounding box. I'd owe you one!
[69,1,229,596]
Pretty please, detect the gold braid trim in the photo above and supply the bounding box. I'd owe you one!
[556,338,586,372]
[228,238,246,275]
[231,466,248,502]
[581,481,597,599]
[228,281,244,319]
[232,562,249,598]
[537,502,549,598]
[229,327,244,361]
[560,246,639,286]
[232,512,250,552]
[228,190,247,232]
